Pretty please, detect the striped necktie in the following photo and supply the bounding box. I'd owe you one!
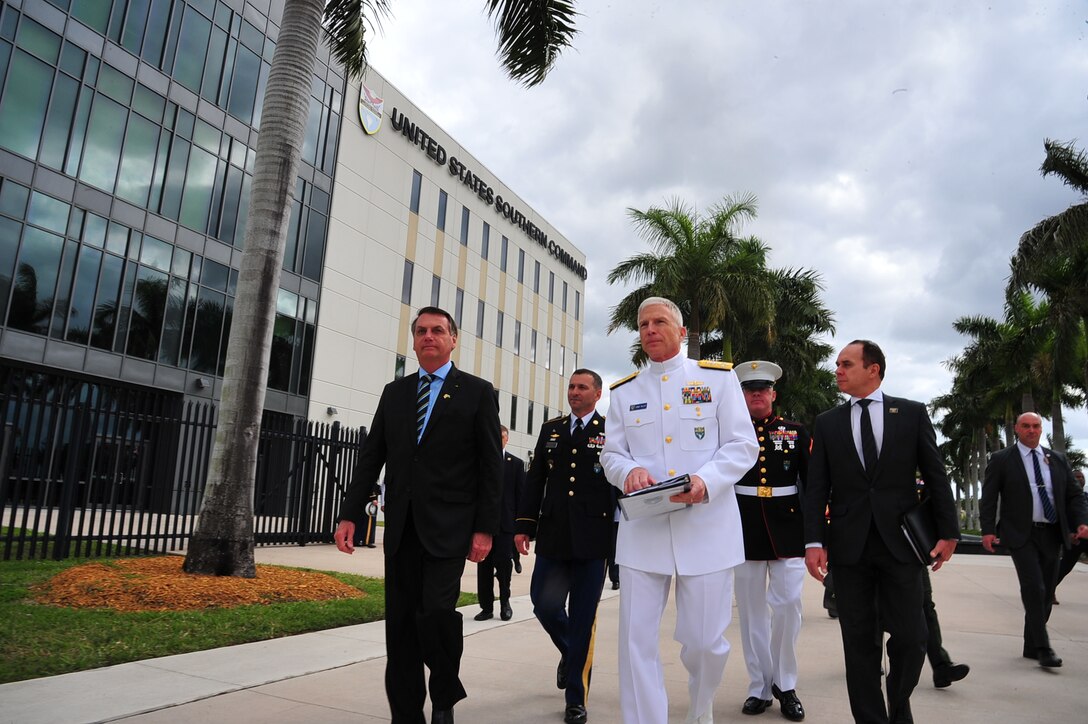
[416,374,432,439]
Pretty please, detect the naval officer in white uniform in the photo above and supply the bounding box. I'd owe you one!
[601,296,758,724]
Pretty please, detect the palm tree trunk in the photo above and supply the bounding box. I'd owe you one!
[1051,399,1067,454]
[687,307,701,360]
[184,0,325,577]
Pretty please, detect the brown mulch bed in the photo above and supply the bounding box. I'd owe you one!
[31,556,365,612]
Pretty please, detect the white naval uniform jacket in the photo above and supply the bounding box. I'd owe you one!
[601,352,759,576]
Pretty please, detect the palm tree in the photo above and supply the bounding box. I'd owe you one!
[185,0,579,577]
[606,194,773,362]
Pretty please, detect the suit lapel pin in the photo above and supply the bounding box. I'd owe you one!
[889,407,899,414]
[442,393,451,399]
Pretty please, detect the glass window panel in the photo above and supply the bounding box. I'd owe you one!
[0,42,10,91]
[437,190,447,231]
[201,258,229,291]
[455,287,464,327]
[79,94,127,192]
[173,7,211,92]
[239,19,262,52]
[16,17,61,65]
[142,0,173,66]
[575,290,581,320]
[189,287,224,373]
[139,235,171,272]
[120,0,152,54]
[267,312,294,391]
[8,226,64,335]
[175,108,195,139]
[179,145,217,231]
[27,192,70,234]
[549,272,554,301]
[0,11,18,40]
[67,208,84,239]
[126,231,142,261]
[105,221,129,255]
[476,300,485,338]
[233,173,250,248]
[518,248,525,283]
[276,289,298,317]
[106,0,126,41]
[159,136,190,220]
[0,50,53,159]
[193,119,220,154]
[496,311,503,346]
[0,217,22,325]
[394,354,406,379]
[227,267,238,296]
[0,179,30,219]
[83,55,99,85]
[217,165,244,244]
[205,159,226,235]
[178,281,198,367]
[229,137,247,167]
[82,213,107,248]
[115,112,160,206]
[112,261,138,352]
[96,63,133,105]
[216,36,237,106]
[63,86,92,176]
[545,338,551,370]
[464,209,473,248]
[534,261,540,292]
[216,294,233,376]
[65,245,101,344]
[430,274,440,306]
[510,396,518,432]
[50,239,78,338]
[132,83,165,122]
[304,297,316,324]
[39,74,80,171]
[514,321,521,355]
[401,260,413,305]
[480,220,488,259]
[157,276,188,365]
[226,44,260,124]
[125,266,168,359]
[171,247,191,278]
[301,94,322,164]
[563,281,568,311]
[409,170,422,214]
[301,209,325,281]
[500,236,508,272]
[59,42,86,77]
[201,25,227,101]
[148,130,170,210]
[297,321,316,396]
[531,329,537,363]
[72,2,112,35]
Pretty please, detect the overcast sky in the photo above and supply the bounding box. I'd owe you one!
[365,2,1087,443]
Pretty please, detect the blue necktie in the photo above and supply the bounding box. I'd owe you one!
[1031,449,1057,524]
[416,374,432,440]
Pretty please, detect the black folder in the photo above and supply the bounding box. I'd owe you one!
[900,496,938,565]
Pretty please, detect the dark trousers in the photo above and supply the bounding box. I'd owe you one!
[384,515,467,723]
[477,532,513,611]
[606,521,620,585]
[833,525,925,724]
[530,555,607,707]
[1010,524,1061,653]
[921,568,950,670]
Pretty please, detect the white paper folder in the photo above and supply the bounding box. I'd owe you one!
[618,474,703,521]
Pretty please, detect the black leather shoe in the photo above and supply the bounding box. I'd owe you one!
[514,558,523,574]
[933,662,969,688]
[742,696,772,715]
[772,684,805,721]
[557,656,568,689]
[611,580,620,590]
[564,704,587,724]
[1038,647,1063,668]
[431,708,454,724]
[473,610,493,621]
[500,600,513,620]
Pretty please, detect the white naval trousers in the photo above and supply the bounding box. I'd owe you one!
[617,565,733,724]
[734,557,805,699]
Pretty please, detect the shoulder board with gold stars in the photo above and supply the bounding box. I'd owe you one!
[698,360,733,371]
[610,371,639,390]
[544,415,566,424]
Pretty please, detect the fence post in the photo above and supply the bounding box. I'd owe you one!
[296,420,316,546]
[54,404,91,561]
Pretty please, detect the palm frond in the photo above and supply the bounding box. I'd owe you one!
[486,0,579,87]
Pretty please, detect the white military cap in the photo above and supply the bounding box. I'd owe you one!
[735,360,783,389]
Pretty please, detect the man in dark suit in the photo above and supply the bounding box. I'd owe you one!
[515,369,616,724]
[474,424,525,621]
[803,340,959,724]
[334,306,502,724]
[980,412,1088,667]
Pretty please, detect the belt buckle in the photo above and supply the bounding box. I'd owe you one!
[757,485,772,498]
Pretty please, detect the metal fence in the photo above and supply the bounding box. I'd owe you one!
[0,362,364,561]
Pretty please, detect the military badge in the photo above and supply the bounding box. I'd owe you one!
[694,426,706,440]
[682,385,713,405]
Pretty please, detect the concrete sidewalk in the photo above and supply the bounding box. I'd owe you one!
[2,544,1086,723]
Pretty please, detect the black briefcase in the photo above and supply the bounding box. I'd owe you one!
[900,497,938,565]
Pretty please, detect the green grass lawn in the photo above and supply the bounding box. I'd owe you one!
[0,555,475,684]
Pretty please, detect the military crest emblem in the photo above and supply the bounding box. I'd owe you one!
[694,426,706,440]
[358,84,384,135]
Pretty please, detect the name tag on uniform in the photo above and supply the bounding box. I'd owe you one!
[629,402,647,411]
[545,441,559,449]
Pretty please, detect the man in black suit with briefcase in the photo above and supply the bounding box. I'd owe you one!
[980,411,1088,668]
[335,306,502,724]
[803,340,959,724]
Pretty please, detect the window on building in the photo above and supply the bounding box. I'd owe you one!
[534,260,541,293]
[560,345,565,376]
[575,290,581,320]
[562,281,568,312]
[401,259,413,304]
[430,274,440,306]
[530,329,537,363]
[527,401,535,435]
[409,169,422,213]
[549,271,555,302]
[514,321,521,355]
[517,248,526,283]
[461,207,471,247]
[544,406,550,424]
[500,235,508,272]
[394,354,406,379]
[455,287,464,327]
[545,337,551,370]
[437,189,447,231]
[510,395,518,432]
[476,299,485,337]
[496,311,504,347]
[481,221,489,260]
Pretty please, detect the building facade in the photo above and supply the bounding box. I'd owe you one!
[0,0,584,456]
